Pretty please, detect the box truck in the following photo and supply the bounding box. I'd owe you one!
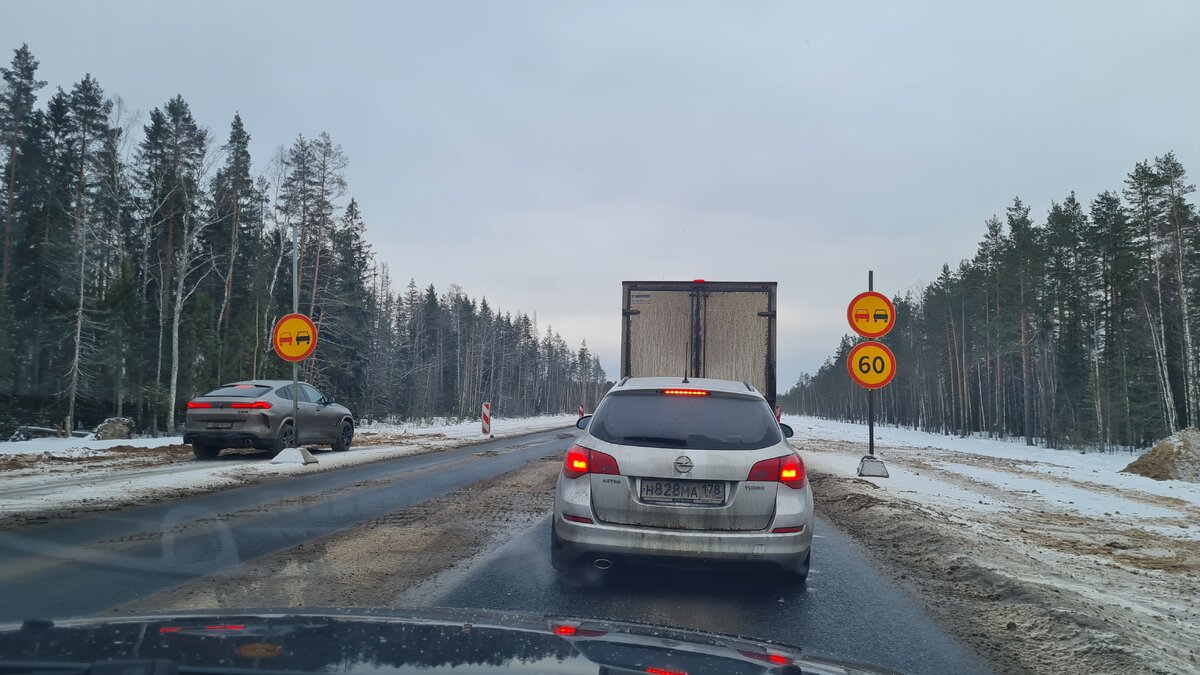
[620,280,777,407]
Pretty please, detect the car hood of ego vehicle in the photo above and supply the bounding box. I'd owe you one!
[0,607,897,675]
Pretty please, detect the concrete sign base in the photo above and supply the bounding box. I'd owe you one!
[271,447,318,465]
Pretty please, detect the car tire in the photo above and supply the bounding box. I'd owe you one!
[273,422,296,455]
[331,420,353,452]
[191,444,220,461]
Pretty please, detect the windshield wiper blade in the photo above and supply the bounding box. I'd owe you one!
[619,435,687,447]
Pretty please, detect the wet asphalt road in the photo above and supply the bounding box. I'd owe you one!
[0,429,575,622]
[429,515,991,675]
[1,428,990,674]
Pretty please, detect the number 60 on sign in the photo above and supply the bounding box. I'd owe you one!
[847,341,897,389]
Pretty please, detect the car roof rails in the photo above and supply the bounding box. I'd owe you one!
[616,376,630,387]
[743,381,754,392]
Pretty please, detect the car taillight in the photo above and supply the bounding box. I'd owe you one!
[660,389,709,396]
[550,623,607,637]
[646,668,687,675]
[746,454,806,489]
[186,401,212,409]
[737,649,792,665]
[779,454,805,488]
[231,401,271,409]
[562,444,620,479]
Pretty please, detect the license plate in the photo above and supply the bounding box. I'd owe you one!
[206,422,233,429]
[640,479,725,505]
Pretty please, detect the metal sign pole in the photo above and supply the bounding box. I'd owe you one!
[292,221,299,446]
[868,269,875,458]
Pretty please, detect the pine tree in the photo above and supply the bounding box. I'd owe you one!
[0,44,46,291]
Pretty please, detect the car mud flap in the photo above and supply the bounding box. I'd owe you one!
[856,455,889,478]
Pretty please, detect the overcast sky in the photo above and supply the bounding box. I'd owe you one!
[5,1,1199,386]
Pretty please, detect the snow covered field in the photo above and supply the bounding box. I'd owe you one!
[0,415,577,529]
[786,416,1200,674]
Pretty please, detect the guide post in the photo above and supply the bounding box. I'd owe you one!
[869,271,875,458]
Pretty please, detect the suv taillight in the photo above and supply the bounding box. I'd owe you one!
[562,444,620,479]
[186,401,212,409]
[231,401,271,409]
[746,453,806,489]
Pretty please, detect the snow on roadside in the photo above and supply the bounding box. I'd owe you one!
[0,436,185,457]
[787,415,1200,674]
[0,414,577,529]
[786,415,1200,530]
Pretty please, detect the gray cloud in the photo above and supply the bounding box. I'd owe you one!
[6,0,1198,385]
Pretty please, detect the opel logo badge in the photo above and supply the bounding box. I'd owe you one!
[674,456,694,473]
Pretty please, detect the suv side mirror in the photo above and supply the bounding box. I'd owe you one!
[779,423,794,438]
[576,415,592,430]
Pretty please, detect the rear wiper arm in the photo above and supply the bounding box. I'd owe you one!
[620,436,687,447]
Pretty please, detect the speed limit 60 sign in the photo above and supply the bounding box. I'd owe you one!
[847,341,896,389]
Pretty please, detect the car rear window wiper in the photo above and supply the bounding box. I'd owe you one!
[617,435,688,447]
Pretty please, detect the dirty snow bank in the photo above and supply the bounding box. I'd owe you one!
[787,415,1200,675]
[0,415,576,530]
[1122,427,1200,483]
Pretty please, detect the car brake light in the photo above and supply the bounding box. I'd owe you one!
[746,454,806,488]
[562,445,620,479]
[158,627,181,634]
[231,401,271,409]
[551,623,607,637]
[187,401,212,409]
[647,668,687,675]
[737,649,792,665]
[661,389,709,396]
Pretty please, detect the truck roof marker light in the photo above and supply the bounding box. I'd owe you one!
[661,389,709,396]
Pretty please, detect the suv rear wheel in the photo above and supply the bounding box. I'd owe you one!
[273,422,296,455]
[331,420,353,452]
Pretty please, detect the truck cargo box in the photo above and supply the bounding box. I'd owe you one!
[620,281,777,407]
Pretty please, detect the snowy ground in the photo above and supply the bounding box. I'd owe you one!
[0,415,577,530]
[786,416,1200,675]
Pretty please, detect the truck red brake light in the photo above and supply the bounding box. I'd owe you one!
[562,445,620,479]
[747,454,806,489]
[230,401,272,409]
[186,401,212,409]
[661,389,709,396]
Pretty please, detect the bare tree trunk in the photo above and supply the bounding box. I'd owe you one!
[1020,276,1034,446]
[216,191,239,382]
[1172,212,1197,426]
[2,137,18,289]
[166,264,185,434]
[65,131,90,432]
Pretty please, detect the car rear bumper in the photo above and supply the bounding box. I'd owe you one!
[552,513,812,572]
[182,430,276,450]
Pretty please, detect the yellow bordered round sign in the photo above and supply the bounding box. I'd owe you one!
[272,313,317,362]
[847,341,897,389]
[847,291,896,339]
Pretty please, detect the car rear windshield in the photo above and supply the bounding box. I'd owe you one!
[201,384,272,398]
[587,391,782,450]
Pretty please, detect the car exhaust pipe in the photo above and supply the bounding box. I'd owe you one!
[592,558,613,570]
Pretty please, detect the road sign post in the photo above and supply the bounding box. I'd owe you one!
[846,270,895,478]
[273,224,318,455]
[482,402,492,437]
